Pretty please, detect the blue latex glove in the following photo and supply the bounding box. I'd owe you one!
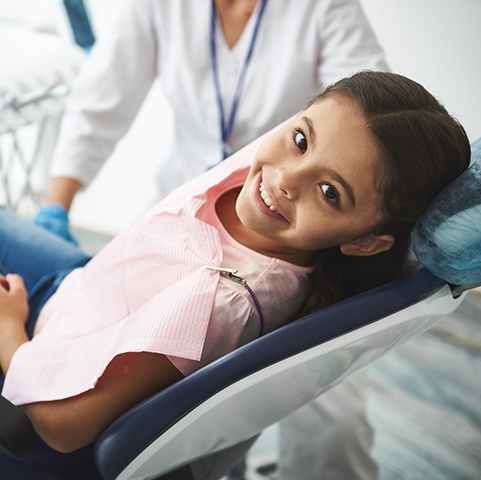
[33,204,79,246]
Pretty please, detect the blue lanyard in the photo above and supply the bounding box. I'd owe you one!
[63,0,95,51]
[210,0,268,160]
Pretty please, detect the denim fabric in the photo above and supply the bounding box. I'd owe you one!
[412,137,481,286]
[0,208,91,337]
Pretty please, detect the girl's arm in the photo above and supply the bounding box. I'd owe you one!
[23,351,184,453]
[0,274,184,453]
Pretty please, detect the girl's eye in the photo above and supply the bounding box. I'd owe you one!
[294,131,307,153]
[321,184,339,206]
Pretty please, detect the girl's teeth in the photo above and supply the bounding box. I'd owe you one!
[259,182,280,214]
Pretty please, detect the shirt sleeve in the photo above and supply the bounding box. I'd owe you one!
[316,0,390,87]
[49,0,159,187]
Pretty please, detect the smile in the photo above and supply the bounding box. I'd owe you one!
[259,182,281,215]
[251,175,289,223]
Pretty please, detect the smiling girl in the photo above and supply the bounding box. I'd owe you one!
[0,71,470,453]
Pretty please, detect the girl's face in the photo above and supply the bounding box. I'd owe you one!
[235,96,394,266]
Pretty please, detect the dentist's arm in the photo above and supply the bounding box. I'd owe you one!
[35,0,158,243]
[44,177,83,212]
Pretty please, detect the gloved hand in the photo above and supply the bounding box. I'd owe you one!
[33,204,79,246]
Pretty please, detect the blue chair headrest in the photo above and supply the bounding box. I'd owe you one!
[412,137,481,288]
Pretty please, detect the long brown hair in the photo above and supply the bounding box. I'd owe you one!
[302,71,470,314]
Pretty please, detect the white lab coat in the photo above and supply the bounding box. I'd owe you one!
[50,0,387,199]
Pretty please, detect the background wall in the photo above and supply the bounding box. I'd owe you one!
[360,0,480,142]
[2,0,480,233]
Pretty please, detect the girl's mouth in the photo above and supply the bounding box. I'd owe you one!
[252,176,289,223]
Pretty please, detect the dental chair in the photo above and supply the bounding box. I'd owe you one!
[0,139,480,480]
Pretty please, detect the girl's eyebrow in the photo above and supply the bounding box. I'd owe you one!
[326,167,356,208]
[301,116,316,144]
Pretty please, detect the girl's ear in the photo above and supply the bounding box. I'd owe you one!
[340,234,395,257]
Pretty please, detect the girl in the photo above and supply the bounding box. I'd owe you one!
[0,71,470,453]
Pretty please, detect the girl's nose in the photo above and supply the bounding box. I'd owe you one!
[275,165,306,199]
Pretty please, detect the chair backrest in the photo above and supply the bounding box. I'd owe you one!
[95,267,462,480]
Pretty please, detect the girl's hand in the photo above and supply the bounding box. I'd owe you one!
[0,274,29,325]
[0,274,29,375]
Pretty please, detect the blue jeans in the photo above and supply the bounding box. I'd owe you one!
[0,207,91,337]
